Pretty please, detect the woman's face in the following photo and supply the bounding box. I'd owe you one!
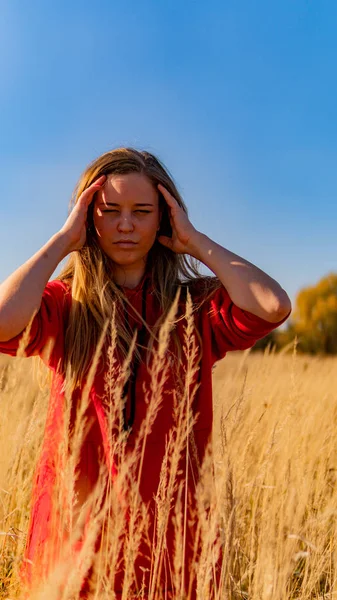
[93,172,161,279]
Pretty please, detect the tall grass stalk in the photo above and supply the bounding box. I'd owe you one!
[1,330,337,598]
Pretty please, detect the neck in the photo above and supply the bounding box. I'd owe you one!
[113,265,147,289]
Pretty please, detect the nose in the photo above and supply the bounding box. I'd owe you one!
[117,213,134,233]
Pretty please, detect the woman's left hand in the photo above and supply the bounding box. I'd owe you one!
[157,184,201,255]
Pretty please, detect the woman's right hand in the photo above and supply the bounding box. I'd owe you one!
[59,174,107,252]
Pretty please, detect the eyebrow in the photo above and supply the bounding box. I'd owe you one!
[98,202,154,207]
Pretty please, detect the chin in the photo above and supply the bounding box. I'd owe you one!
[107,252,147,267]
[110,246,152,261]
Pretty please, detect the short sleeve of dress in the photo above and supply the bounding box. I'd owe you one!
[0,280,70,367]
[195,280,291,364]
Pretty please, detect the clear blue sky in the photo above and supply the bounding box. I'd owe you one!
[1,0,337,304]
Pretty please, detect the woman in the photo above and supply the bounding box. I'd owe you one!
[0,148,291,599]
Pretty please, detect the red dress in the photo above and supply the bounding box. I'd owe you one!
[0,274,288,598]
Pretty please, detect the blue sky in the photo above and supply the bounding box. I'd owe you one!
[1,0,337,305]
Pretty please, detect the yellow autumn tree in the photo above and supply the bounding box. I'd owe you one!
[290,273,337,354]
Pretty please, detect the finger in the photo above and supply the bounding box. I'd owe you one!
[157,183,179,206]
[92,174,107,187]
[94,174,107,182]
[80,177,106,206]
[157,235,174,250]
[89,174,107,193]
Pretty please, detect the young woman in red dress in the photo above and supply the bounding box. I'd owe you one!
[0,148,291,599]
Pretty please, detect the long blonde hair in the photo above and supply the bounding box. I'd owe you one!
[57,147,221,392]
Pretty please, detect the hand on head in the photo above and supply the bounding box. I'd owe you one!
[60,175,107,252]
[157,183,199,255]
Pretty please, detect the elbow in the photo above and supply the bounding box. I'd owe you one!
[268,291,292,323]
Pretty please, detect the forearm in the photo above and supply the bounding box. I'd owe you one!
[189,233,291,322]
[0,232,71,341]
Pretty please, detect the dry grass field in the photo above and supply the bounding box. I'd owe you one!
[1,346,337,599]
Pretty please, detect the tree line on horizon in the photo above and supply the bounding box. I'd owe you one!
[253,273,337,355]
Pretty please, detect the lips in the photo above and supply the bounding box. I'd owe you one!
[113,241,138,247]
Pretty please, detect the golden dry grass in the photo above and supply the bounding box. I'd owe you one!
[1,344,337,598]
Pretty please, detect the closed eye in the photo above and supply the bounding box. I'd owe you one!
[101,209,152,214]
